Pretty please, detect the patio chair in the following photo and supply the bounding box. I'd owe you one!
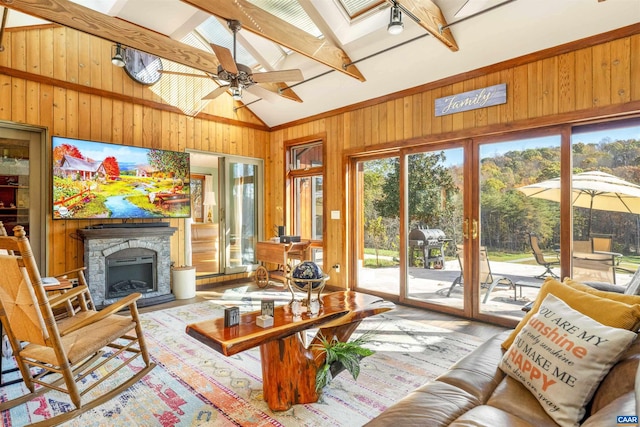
[572,255,616,284]
[528,233,560,279]
[446,245,514,303]
[0,225,155,424]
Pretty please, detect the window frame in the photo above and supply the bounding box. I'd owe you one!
[285,136,325,244]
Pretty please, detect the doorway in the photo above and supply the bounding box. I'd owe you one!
[187,151,263,277]
[0,122,47,271]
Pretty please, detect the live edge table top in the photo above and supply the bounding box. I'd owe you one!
[185,291,394,357]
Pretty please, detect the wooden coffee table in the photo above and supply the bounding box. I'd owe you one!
[186,291,393,411]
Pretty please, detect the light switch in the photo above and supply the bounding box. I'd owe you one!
[331,210,340,220]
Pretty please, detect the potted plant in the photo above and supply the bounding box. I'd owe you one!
[314,332,375,392]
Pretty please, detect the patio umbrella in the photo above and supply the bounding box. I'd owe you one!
[517,171,640,235]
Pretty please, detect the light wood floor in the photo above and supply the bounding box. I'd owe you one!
[140,281,508,340]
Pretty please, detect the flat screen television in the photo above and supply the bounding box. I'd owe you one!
[52,137,191,220]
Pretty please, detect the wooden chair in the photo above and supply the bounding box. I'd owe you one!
[0,221,96,387]
[528,233,560,279]
[0,226,155,425]
[447,245,514,303]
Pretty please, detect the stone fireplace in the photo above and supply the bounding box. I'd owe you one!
[78,226,177,308]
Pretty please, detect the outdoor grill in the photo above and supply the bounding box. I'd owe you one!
[408,227,449,269]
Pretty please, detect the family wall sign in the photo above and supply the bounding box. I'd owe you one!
[435,83,507,117]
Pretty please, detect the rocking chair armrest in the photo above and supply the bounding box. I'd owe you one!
[54,267,88,285]
[48,285,91,308]
[60,292,142,336]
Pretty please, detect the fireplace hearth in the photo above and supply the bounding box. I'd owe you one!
[78,226,177,308]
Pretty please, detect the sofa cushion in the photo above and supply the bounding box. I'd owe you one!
[589,333,640,414]
[502,278,640,350]
[581,392,638,427]
[363,381,481,427]
[436,331,507,402]
[499,294,636,427]
[487,377,560,427]
[449,404,546,427]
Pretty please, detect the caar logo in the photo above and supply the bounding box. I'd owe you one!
[617,415,638,425]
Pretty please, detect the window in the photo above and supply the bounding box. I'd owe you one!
[287,139,324,263]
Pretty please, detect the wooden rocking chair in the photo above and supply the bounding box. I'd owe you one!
[0,226,155,425]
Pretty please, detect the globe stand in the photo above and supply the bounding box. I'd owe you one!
[286,274,329,308]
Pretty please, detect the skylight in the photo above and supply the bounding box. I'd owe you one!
[196,18,256,67]
[246,0,322,38]
[338,0,386,18]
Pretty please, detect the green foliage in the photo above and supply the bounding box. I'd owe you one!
[365,216,388,266]
[314,333,375,392]
[147,149,189,178]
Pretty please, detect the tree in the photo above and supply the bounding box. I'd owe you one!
[365,216,387,266]
[147,149,189,178]
[375,152,459,227]
[53,143,84,165]
[102,156,120,179]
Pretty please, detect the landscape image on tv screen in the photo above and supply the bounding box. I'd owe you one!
[52,137,191,220]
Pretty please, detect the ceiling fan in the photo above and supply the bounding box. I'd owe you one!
[163,20,304,102]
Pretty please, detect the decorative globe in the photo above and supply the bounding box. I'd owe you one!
[291,261,324,289]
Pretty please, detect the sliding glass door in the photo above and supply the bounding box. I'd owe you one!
[477,134,561,319]
[354,155,401,296]
[223,157,263,274]
[352,145,465,313]
[405,146,465,310]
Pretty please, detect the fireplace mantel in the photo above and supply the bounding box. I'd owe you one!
[78,226,177,240]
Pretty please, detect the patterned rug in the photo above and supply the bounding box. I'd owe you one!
[0,289,484,426]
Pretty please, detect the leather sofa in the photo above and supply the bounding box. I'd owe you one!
[365,330,639,426]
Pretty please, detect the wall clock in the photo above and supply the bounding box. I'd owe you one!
[123,48,163,85]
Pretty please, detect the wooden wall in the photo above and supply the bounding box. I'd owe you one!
[2,24,640,290]
[0,25,270,285]
[267,25,640,289]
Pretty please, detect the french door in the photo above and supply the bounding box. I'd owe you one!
[352,143,468,315]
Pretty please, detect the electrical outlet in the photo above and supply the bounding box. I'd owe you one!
[68,278,79,286]
[333,264,340,273]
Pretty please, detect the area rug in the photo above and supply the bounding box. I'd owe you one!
[0,292,484,426]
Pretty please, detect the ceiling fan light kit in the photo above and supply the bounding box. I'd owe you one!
[388,2,404,35]
[198,19,303,103]
[111,43,125,67]
[230,85,242,101]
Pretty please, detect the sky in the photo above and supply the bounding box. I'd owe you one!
[52,136,150,165]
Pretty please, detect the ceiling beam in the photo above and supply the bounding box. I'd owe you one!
[1,0,303,103]
[0,0,224,72]
[181,0,366,82]
[399,0,459,51]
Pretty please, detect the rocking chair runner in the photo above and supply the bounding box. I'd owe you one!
[0,226,155,425]
[446,245,514,303]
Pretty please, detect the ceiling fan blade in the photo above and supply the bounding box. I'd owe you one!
[210,43,239,75]
[202,85,230,100]
[159,70,215,79]
[252,69,304,83]
[245,84,281,103]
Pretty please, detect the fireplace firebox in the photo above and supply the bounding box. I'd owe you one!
[106,248,157,299]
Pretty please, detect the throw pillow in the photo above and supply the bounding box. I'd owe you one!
[502,278,640,350]
[499,294,637,427]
